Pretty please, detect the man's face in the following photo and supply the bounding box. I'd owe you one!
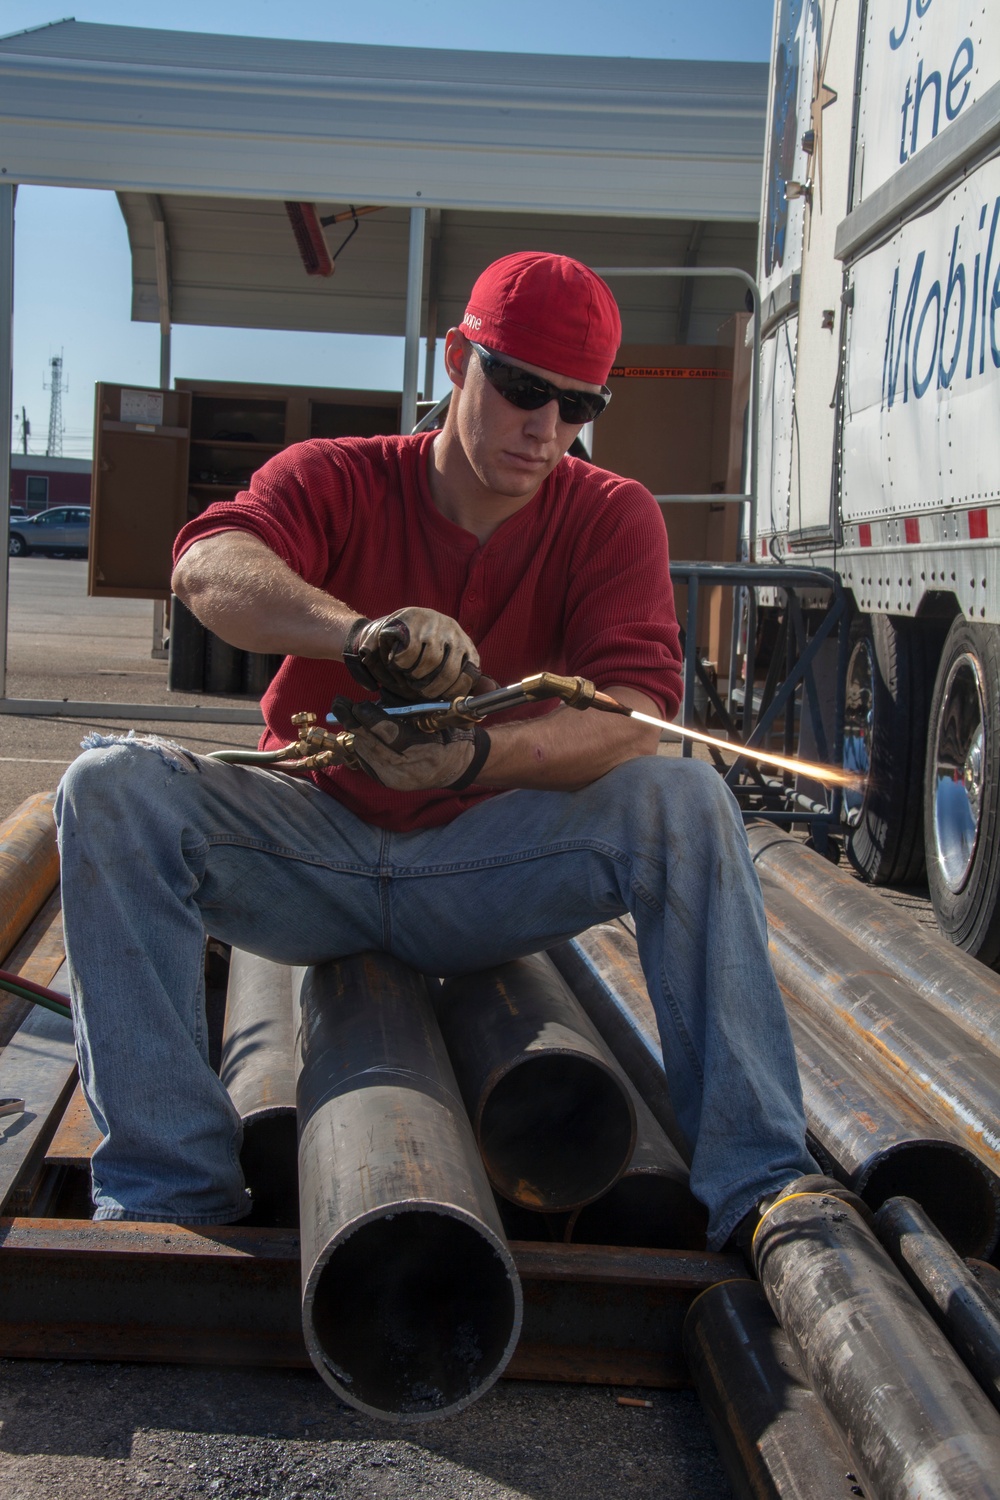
[446,332,601,501]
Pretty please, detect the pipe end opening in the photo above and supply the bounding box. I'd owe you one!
[481,1054,634,1211]
[860,1144,999,1259]
[306,1209,519,1420]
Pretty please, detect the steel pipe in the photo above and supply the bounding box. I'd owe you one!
[566,1084,706,1251]
[787,999,1000,1257]
[683,1278,856,1500]
[749,823,1000,1054]
[877,1196,1000,1414]
[0,792,60,965]
[296,952,521,1422]
[435,952,636,1212]
[754,1191,1000,1500]
[219,951,300,1227]
[555,920,1000,1254]
[549,923,687,1159]
[968,1259,1000,1320]
[761,875,1000,1182]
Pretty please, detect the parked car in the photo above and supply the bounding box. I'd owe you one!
[9,505,27,522]
[9,505,90,557]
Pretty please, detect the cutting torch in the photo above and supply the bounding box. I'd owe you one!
[208,670,860,789]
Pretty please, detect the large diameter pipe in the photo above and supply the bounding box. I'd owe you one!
[566,1083,706,1250]
[787,998,1000,1257]
[549,923,688,1158]
[435,952,636,1212]
[0,791,59,963]
[551,923,1000,1255]
[754,1191,1000,1500]
[296,952,521,1422]
[762,875,1000,1182]
[683,1278,857,1500]
[219,950,300,1227]
[877,1196,1000,1415]
[749,823,1000,1054]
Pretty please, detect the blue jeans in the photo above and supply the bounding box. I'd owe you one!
[54,736,815,1247]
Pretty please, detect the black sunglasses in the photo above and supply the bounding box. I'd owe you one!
[469,342,612,425]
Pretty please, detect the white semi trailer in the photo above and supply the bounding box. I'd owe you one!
[754,0,1000,962]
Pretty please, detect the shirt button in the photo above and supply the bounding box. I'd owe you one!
[467,590,478,601]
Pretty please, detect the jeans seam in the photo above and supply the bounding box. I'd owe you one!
[379,828,393,951]
[659,957,705,1085]
[389,838,632,877]
[197,834,378,875]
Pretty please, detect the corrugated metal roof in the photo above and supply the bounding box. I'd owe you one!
[118,193,757,341]
[0,21,767,218]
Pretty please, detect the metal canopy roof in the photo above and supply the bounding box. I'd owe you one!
[0,21,767,219]
[117,195,758,345]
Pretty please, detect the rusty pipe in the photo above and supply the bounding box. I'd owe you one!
[876,1196,1000,1415]
[295,952,521,1422]
[754,1191,1000,1500]
[554,920,1000,1255]
[786,998,1000,1257]
[565,1084,706,1251]
[219,950,300,1227]
[549,923,688,1159]
[435,952,636,1212]
[683,1278,857,1500]
[762,875,1000,1184]
[749,823,1000,1055]
[0,791,59,965]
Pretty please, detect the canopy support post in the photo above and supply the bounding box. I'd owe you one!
[401,206,426,435]
[0,184,15,701]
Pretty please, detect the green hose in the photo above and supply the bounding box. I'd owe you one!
[0,975,72,1020]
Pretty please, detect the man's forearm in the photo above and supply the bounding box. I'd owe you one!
[171,531,356,658]
[479,686,663,791]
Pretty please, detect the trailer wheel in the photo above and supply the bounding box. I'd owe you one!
[924,619,1000,967]
[843,613,930,884]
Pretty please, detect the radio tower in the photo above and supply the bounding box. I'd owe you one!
[44,354,65,458]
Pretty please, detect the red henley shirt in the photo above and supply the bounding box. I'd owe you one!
[173,433,682,832]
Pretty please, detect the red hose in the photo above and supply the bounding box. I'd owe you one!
[0,965,72,1006]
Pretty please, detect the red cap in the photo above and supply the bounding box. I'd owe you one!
[460,252,621,386]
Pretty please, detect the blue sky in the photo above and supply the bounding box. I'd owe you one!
[2,1,775,458]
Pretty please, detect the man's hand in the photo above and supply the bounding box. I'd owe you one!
[343,608,480,701]
[332,697,491,791]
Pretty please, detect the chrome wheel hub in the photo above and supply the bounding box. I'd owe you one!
[932,652,986,893]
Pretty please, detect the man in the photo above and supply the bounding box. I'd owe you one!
[56,252,818,1247]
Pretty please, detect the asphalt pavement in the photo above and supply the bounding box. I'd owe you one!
[0,557,734,1500]
[0,557,263,820]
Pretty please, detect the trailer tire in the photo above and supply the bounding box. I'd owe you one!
[843,613,931,885]
[923,618,1000,967]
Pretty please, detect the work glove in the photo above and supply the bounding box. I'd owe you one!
[331,697,491,792]
[343,607,480,701]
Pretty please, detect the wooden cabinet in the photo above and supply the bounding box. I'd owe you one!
[90,384,192,599]
[89,379,401,599]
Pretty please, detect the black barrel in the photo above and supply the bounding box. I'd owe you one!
[435,952,636,1212]
[296,952,521,1421]
[203,630,245,696]
[219,950,299,1227]
[683,1278,858,1500]
[755,1190,1000,1499]
[877,1196,1000,1414]
[166,594,205,693]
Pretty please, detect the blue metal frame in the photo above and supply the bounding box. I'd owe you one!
[668,562,850,851]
